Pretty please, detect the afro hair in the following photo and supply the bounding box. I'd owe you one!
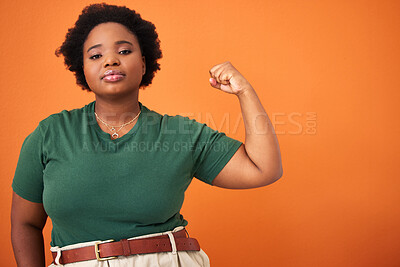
[55,3,162,91]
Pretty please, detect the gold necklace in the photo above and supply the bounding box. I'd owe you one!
[94,109,141,139]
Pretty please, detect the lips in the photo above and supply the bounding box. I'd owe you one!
[101,69,125,81]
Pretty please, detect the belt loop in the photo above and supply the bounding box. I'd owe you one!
[121,239,131,256]
[51,246,62,265]
[167,232,177,255]
[184,228,190,238]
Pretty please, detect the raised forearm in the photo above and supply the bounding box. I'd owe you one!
[12,224,46,267]
[237,85,283,180]
[209,61,283,185]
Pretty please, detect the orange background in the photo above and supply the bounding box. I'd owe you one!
[1,0,399,266]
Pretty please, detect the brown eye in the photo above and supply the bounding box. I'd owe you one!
[119,50,132,55]
[89,54,102,60]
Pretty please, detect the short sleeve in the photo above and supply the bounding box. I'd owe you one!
[12,125,45,203]
[189,119,243,185]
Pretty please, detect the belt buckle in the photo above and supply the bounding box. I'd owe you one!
[94,239,118,261]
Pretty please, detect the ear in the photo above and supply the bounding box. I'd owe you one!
[142,56,146,75]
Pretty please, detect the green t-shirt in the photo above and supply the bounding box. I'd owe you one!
[12,101,242,247]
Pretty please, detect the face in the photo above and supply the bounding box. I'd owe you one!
[83,22,146,98]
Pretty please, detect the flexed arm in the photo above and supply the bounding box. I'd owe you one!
[209,62,283,189]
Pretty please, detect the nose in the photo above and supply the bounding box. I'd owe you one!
[103,54,120,68]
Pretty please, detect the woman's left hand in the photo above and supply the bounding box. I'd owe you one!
[209,61,252,96]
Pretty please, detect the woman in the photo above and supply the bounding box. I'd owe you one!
[11,3,283,267]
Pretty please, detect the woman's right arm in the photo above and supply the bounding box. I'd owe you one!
[11,192,48,267]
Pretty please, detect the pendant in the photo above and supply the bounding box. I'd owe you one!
[111,127,116,132]
[112,132,119,139]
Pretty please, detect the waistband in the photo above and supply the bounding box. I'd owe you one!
[50,226,200,265]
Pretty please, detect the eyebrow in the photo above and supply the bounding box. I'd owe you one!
[86,40,133,53]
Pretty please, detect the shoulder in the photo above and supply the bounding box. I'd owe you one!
[142,104,197,131]
[37,102,93,130]
[142,104,188,121]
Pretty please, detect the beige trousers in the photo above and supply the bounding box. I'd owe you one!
[49,226,210,267]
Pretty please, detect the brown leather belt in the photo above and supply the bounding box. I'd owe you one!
[51,229,200,265]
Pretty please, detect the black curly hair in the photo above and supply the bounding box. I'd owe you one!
[55,3,162,91]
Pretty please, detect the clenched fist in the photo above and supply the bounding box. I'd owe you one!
[209,62,253,96]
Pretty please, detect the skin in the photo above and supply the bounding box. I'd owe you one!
[83,22,146,138]
[208,62,283,188]
[11,22,283,266]
[11,192,47,267]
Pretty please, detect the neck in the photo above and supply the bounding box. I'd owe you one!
[94,94,141,126]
